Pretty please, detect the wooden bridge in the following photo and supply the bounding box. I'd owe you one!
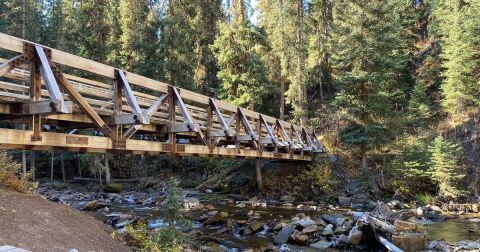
[0,33,326,161]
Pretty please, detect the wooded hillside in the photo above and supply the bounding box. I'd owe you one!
[1,0,479,201]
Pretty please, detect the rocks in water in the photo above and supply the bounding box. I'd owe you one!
[249,221,264,233]
[347,225,363,245]
[392,233,426,252]
[322,224,334,236]
[334,226,347,235]
[387,200,404,209]
[212,227,229,235]
[281,195,295,203]
[274,225,295,245]
[295,218,316,228]
[184,197,200,209]
[82,200,109,211]
[205,189,213,194]
[430,205,442,212]
[204,212,228,225]
[291,230,309,245]
[302,224,319,235]
[321,214,343,225]
[416,207,424,216]
[272,222,287,232]
[310,240,332,250]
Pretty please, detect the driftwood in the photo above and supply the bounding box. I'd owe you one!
[195,166,239,190]
[360,215,397,234]
[377,235,404,252]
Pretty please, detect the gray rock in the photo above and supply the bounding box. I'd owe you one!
[274,225,295,245]
[322,224,334,236]
[310,240,332,250]
[430,205,442,212]
[302,224,319,235]
[338,196,351,207]
[296,218,316,228]
[347,225,363,245]
[272,222,287,231]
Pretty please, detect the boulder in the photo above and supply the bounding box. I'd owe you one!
[242,227,253,235]
[430,205,442,212]
[183,197,200,209]
[274,225,295,245]
[322,214,342,225]
[272,222,287,232]
[310,240,332,250]
[296,218,316,228]
[302,224,319,235]
[334,226,347,235]
[281,195,295,203]
[322,224,334,236]
[83,200,109,211]
[315,218,327,227]
[347,225,363,245]
[204,212,228,225]
[291,230,309,245]
[392,233,427,252]
[416,207,424,216]
[249,221,264,233]
[335,234,349,247]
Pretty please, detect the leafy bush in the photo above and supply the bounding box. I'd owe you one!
[125,224,185,252]
[0,151,37,193]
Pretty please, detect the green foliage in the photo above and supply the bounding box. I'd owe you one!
[125,224,185,252]
[414,193,434,205]
[433,0,480,124]
[0,151,37,193]
[391,135,435,199]
[428,135,465,200]
[164,177,190,227]
[408,80,434,127]
[212,17,271,109]
[330,0,409,176]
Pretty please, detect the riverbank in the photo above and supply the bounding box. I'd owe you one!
[0,189,130,252]
[34,181,480,251]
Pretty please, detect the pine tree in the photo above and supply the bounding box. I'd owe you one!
[408,80,433,128]
[212,1,270,109]
[119,0,160,77]
[428,135,465,200]
[0,0,45,41]
[433,0,480,123]
[330,0,408,179]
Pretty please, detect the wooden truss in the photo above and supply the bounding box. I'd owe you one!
[0,33,326,161]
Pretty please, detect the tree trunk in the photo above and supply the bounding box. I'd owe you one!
[280,76,285,120]
[30,151,35,181]
[104,153,111,185]
[50,152,54,182]
[21,150,27,175]
[77,153,82,177]
[255,159,264,192]
[61,152,66,181]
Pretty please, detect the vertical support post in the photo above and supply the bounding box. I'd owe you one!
[255,159,264,192]
[21,150,27,175]
[30,151,36,181]
[50,151,54,182]
[113,72,123,139]
[168,86,176,154]
[235,108,241,153]
[77,153,82,177]
[207,101,213,150]
[30,56,42,141]
[61,151,65,181]
[258,114,262,154]
[105,153,111,185]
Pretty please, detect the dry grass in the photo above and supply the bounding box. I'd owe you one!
[0,151,37,193]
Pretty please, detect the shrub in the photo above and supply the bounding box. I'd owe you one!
[0,151,37,193]
[125,224,185,252]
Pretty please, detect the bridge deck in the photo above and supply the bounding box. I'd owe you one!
[0,33,325,161]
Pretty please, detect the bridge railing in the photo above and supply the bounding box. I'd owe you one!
[0,33,326,161]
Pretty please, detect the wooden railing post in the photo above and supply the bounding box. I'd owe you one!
[168,86,176,154]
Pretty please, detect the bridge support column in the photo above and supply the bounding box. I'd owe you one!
[255,159,264,192]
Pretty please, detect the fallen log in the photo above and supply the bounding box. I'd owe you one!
[377,235,404,252]
[72,177,153,183]
[361,215,397,234]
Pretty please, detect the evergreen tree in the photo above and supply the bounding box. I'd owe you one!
[119,0,160,77]
[433,0,480,123]
[212,1,270,109]
[408,80,433,128]
[428,135,465,200]
[330,0,408,179]
[0,0,45,41]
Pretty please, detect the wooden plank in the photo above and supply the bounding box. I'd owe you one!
[116,69,142,114]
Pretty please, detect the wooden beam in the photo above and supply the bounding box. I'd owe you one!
[51,63,115,139]
[115,69,142,114]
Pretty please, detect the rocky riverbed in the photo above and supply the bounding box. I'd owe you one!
[36,182,480,251]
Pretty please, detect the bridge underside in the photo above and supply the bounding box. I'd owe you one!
[0,33,326,161]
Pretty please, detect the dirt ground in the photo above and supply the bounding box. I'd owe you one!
[0,190,131,252]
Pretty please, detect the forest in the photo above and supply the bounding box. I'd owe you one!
[0,0,480,251]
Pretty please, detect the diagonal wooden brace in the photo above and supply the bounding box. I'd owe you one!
[115,69,142,114]
[209,98,236,137]
[259,114,282,146]
[51,63,115,140]
[0,54,29,77]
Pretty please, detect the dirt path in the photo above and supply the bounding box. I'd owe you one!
[0,190,131,252]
